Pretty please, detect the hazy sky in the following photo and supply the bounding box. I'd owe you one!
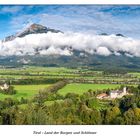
[0,5,140,39]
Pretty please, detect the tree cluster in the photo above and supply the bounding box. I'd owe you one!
[0,83,140,125]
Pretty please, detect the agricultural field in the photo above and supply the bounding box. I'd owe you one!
[58,83,120,96]
[0,66,139,101]
[0,84,50,100]
[0,66,139,85]
[128,72,140,78]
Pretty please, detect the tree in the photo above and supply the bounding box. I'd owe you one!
[86,98,100,109]
[133,108,140,124]
[124,108,136,125]
[20,97,28,104]
[79,104,102,124]
[0,85,16,95]
[120,96,135,111]
[90,109,102,124]
[104,106,121,124]
[0,116,3,125]
[123,108,140,124]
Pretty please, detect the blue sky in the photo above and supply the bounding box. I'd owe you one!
[0,5,140,39]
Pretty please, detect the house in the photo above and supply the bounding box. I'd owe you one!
[96,93,108,99]
[0,83,9,91]
[109,87,128,99]
[109,90,121,98]
[97,87,128,100]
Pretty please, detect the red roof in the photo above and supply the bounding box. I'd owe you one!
[97,93,108,98]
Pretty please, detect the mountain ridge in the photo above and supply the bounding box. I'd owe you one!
[3,23,62,42]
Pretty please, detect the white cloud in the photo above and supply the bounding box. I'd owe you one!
[8,6,140,39]
[114,51,121,56]
[0,6,23,14]
[96,47,112,56]
[1,32,140,57]
[2,5,140,40]
[125,53,133,58]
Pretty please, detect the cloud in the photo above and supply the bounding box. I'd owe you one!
[6,5,140,39]
[1,5,140,40]
[0,6,24,14]
[96,47,112,56]
[1,32,140,57]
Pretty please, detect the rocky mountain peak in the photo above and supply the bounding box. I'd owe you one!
[3,23,62,42]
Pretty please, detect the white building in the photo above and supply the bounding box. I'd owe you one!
[109,87,128,99]
[0,83,9,90]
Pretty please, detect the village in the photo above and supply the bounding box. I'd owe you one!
[96,87,131,100]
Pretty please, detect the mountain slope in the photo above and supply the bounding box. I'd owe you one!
[3,23,62,42]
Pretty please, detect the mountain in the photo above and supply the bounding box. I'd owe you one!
[116,33,125,37]
[1,23,140,71]
[3,23,62,42]
[1,52,140,72]
[100,33,125,37]
[100,33,108,36]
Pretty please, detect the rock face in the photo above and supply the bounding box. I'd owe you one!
[116,34,125,37]
[3,35,15,42]
[3,23,62,42]
[100,33,125,37]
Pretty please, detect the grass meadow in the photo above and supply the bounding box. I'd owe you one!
[0,84,50,100]
[58,83,120,96]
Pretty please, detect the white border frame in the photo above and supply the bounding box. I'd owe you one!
[0,0,140,5]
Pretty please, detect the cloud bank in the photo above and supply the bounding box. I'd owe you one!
[0,32,140,57]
